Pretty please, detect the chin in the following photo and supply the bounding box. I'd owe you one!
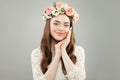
[55,37,65,41]
[56,38,63,41]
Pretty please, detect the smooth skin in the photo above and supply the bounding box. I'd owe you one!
[44,15,75,80]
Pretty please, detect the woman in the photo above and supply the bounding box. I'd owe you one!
[31,2,86,80]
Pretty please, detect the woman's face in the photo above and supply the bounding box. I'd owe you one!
[50,14,70,41]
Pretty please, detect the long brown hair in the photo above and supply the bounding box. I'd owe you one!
[40,16,77,75]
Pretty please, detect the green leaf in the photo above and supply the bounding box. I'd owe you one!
[61,8,65,12]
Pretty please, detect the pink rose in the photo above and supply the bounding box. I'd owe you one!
[45,6,55,15]
[65,7,75,16]
[64,3,69,9]
[73,11,79,22]
[56,2,65,10]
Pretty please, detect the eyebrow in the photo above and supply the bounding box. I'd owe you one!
[53,20,70,24]
[53,20,60,23]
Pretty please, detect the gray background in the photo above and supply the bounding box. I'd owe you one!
[0,0,120,80]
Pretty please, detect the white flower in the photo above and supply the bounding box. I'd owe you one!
[51,10,60,16]
[42,2,79,22]
[42,13,52,20]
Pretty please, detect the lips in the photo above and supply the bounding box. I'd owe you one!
[56,32,64,36]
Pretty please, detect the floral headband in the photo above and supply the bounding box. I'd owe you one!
[42,2,79,22]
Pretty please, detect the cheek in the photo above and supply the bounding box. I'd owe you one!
[50,26,57,37]
[64,28,70,36]
[65,27,70,33]
[50,24,54,33]
[50,27,54,35]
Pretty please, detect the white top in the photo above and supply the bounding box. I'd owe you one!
[31,46,86,80]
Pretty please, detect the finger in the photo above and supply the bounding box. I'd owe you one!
[55,39,65,47]
[67,27,72,40]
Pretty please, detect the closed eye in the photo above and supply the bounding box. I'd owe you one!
[65,25,69,26]
[64,24,70,27]
[53,23,59,25]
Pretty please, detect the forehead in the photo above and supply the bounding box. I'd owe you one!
[51,14,70,23]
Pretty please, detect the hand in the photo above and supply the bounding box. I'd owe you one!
[54,40,64,58]
[54,27,72,57]
[61,27,72,51]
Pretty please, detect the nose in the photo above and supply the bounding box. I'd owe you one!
[58,25,64,31]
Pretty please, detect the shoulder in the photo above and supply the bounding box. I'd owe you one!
[31,47,42,60]
[75,45,85,54]
[74,45,85,59]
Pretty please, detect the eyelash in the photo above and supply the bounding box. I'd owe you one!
[53,23,69,27]
[65,25,69,27]
[53,23,59,25]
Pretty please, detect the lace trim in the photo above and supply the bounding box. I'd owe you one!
[40,75,47,80]
[31,46,86,80]
[65,66,80,80]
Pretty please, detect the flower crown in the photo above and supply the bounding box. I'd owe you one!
[42,2,79,22]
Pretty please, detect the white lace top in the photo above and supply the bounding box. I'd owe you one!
[31,46,86,80]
